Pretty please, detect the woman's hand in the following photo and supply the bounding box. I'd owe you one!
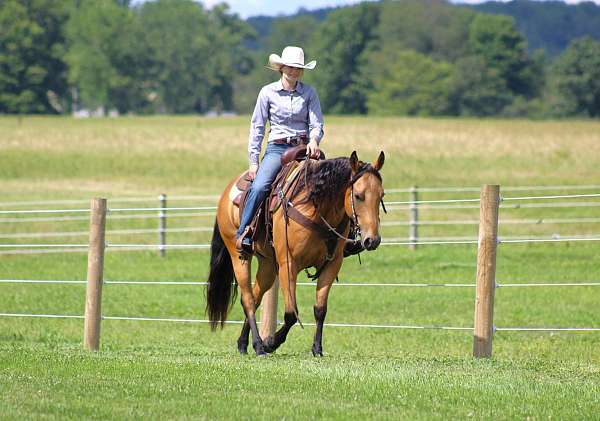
[307,138,320,159]
[248,163,258,181]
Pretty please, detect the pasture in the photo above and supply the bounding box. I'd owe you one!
[1,116,600,419]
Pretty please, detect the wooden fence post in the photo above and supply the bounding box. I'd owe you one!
[159,194,167,257]
[259,277,279,340]
[473,185,500,358]
[84,198,107,351]
[409,186,418,250]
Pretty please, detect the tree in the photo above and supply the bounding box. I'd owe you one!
[367,50,455,116]
[376,0,475,63]
[65,0,143,113]
[309,3,380,114]
[468,13,539,99]
[451,56,512,116]
[139,0,253,113]
[205,4,255,113]
[548,37,600,117]
[0,0,70,114]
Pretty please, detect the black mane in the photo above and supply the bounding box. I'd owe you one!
[293,157,382,209]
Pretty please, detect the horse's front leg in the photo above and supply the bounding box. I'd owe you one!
[312,252,344,357]
[263,259,299,354]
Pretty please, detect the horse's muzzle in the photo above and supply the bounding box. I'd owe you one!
[362,235,381,251]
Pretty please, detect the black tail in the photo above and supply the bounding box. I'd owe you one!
[206,219,237,331]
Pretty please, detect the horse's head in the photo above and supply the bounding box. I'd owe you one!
[345,151,385,251]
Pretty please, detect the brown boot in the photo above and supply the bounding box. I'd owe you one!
[235,227,253,259]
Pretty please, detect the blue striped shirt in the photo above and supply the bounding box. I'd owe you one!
[248,80,324,165]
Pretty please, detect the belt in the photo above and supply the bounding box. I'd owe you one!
[272,135,309,146]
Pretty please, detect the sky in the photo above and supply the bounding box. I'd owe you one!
[199,0,600,19]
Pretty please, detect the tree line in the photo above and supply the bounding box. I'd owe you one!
[1,0,599,118]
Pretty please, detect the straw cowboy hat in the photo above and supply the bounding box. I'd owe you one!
[268,46,316,70]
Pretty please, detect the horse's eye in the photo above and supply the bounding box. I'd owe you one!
[354,193,365,201]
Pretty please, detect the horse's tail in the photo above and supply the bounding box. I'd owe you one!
[206,219,237,331]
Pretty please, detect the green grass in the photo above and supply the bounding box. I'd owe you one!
[1,116,600,419]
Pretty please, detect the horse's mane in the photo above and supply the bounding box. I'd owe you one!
[294,157,381,209]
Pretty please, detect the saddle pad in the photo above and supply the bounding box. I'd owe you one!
[229,171,251,204]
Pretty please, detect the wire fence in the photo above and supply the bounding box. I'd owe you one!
[1,187,599,341]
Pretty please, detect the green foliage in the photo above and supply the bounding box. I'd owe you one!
[65,0,143,113]
[0,0,69,113]
[376,0,475,63]
[468,13,538,99]
[367,50,455,116]
[64,0,253,114]
[1,0,600,118]
[471,0,600,57]
[451,55,512,116]
[310,3,380,114]
[548,37,600,118]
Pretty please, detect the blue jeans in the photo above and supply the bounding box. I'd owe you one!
[236,142,292,239]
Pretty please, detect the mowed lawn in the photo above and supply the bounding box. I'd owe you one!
[1,116,600,419]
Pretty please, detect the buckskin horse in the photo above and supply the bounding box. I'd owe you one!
[206,149,385,356]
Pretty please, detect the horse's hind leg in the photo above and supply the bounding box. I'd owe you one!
[236,256,276,355]
[230,257,267,356]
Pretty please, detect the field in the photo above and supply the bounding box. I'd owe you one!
[1,116,600,419]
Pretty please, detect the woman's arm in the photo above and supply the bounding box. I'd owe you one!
[307,87,324,158]
[248,88,270,179]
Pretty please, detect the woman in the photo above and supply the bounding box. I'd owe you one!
[236,46,324,254]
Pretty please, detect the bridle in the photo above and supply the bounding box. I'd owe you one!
[320,163,386,245]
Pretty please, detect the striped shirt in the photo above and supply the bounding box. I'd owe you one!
[248,80,324,165]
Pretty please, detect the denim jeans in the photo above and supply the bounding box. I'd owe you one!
[236,142,292,238]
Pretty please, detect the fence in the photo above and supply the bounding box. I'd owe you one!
[1,186,599,357]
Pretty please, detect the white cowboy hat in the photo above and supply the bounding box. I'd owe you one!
[268,46,316,70]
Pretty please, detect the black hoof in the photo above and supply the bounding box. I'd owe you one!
[312,345,323,357]
[237,339,248,355]
[253,340,266,356]
[263,336,276,354]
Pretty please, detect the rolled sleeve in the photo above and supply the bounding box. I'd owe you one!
[308,88,324,144]
[248,88,269,165]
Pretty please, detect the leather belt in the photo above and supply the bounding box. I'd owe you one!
[272,135,309,146]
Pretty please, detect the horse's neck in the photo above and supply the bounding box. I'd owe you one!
[315,193,347,225]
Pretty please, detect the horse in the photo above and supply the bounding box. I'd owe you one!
[206,150,385,356]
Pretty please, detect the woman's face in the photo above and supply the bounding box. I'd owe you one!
[281,65,303,83]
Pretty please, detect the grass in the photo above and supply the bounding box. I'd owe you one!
[1,115,600,419]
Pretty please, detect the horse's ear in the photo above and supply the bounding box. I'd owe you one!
[350,151,359,173]
[373,151,385,171]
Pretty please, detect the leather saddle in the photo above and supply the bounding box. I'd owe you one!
[231,145,323,209]
[231,145,325,251]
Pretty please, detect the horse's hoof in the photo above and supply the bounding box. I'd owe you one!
[263,336,276,354]
[311,346,323,357]
[237,340,248,355]
[253,341,267,356]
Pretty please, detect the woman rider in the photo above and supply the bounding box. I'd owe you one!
[236,46,324,254]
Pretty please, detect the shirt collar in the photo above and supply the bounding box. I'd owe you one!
[275,79,304,94]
